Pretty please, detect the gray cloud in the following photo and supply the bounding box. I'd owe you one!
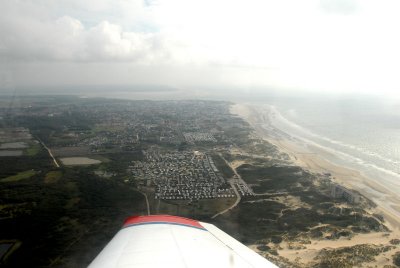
[1,0,400,96]
[0,1,167,62]
[0,16,167,62]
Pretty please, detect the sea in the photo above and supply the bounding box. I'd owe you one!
[256,93,400,186]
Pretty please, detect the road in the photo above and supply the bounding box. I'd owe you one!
[143,191,150,215]
[136,187,150,215]
[211,180,241,219]
[37,138,60,168]
[211,153,245,219]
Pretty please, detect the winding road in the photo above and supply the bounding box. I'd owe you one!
[211,180,241,219]
[211,154,244,219]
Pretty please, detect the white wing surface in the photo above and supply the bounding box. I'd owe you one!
[89,215,278,268]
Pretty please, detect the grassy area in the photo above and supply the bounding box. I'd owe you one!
[215,199,287,243]
[1,170,36,183]
[153,197,236,221]
[93,124,125,133]
[44,171,62,184]
[237,164,310,193]
[25,143,41,156]
[212,161,388,249]
[0,168,147,267]
[211,154,235,178]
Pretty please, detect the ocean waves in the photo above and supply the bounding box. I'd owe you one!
[265,104,400,180]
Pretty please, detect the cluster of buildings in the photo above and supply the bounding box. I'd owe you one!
[130,150,235,200]
[77,130,139,150]
[233,177,254,196]
[46,100,233,150]
[183,132,217,144]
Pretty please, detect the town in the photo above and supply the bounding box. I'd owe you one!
[0,97,258,203]
[130,150,235,200]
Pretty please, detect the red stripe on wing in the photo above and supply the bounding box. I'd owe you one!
[123,215,205,229]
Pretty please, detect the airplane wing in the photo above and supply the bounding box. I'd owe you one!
[88,215,278,268]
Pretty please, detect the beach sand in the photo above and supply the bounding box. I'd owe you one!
[231,103,400,265]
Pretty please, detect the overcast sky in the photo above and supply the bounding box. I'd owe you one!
[1,0,400,96]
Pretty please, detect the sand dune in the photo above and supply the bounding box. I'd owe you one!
[231,103,400,232]
[232,103,400,266]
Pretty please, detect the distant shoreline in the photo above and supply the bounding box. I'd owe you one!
[230,102,400,233]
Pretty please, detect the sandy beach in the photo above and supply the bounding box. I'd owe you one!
[231,103,400,265]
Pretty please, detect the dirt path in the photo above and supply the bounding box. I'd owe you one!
[138,189,150,215]
[143,192,150,215]
[37,138,60,168]
[211,181,241,219]
[211,154,242,218]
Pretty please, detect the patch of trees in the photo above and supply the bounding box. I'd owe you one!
[393,252,400,267]
[0,168,146,267]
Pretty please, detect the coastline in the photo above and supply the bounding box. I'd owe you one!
[230,103,400,233]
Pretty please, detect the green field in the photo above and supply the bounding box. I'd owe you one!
[211,153,235,178]
[44,171,62,184]
[25,143,41,156]
[1,170,36,183]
